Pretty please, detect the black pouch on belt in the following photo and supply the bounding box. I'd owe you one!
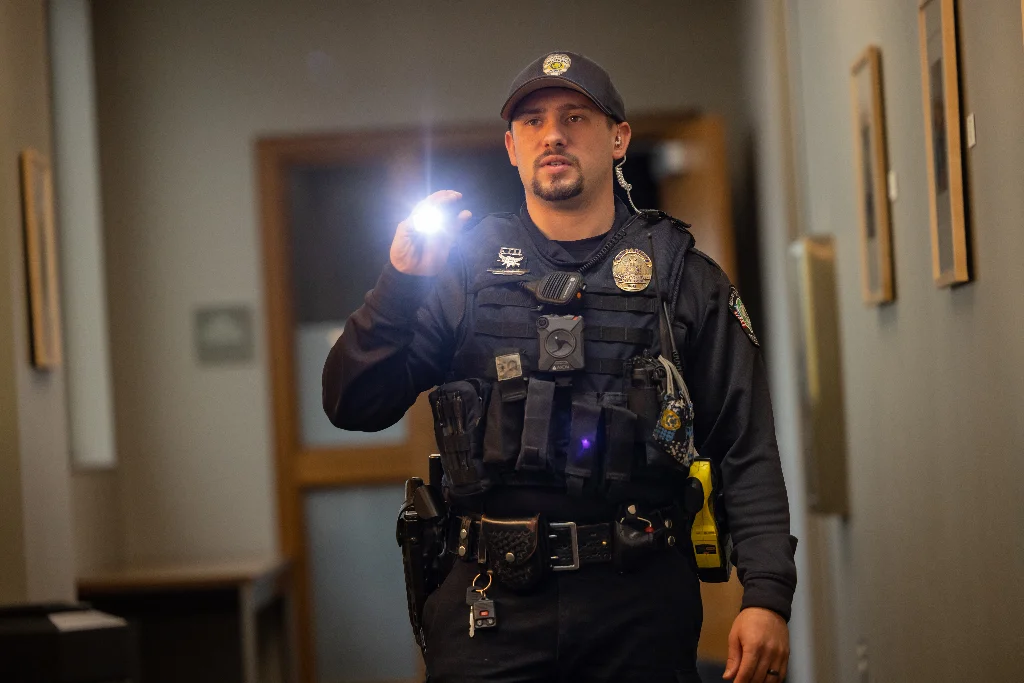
[480,514,546,592]
[612,513,665,574]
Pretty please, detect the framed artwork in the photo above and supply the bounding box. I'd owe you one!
[850,46,894,304]
[918,0,970,286]
[20,148,63,369]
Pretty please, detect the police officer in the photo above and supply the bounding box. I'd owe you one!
[324,51,797,683]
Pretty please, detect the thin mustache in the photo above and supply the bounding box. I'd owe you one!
[534,151,580,170]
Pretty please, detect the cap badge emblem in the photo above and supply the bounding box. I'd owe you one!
[542,53,572,76]
[612,248,653,292]
[488,247,530,275]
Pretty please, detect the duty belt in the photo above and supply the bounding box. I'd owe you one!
[454,516,613,570]
[452,507,684,573]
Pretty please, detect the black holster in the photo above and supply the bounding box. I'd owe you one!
[396,472,449,651]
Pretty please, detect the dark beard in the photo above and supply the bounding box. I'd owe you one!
[532,172,584,201]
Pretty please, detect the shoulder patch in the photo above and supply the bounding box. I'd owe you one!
[728,287,759,347]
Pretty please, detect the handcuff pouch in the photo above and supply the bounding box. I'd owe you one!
[480,514,546,592]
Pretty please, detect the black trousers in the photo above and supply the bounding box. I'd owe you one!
[421,548,704,683]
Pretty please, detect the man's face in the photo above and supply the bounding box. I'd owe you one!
[504,88,628,205]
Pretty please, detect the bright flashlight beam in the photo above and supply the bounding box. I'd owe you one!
[411,203,446,235]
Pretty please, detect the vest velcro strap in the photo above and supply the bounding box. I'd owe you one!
[566,395,602,483]
[475,320,652,346]
[603,404,635,483]
[463,353,536,378]
[584,326,653,345]
[588,358,625,376]
[581,292,658,314]
[477,287,538,308]
[460,354,625,377]
[476,288,657,314]
[516,378,555,472]
[476,321,535,339]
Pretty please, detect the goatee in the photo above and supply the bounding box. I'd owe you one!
[532,173,584,201]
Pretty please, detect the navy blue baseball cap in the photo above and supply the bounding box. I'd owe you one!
[500,51,626,123]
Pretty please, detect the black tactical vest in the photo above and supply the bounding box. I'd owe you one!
[430,209,695,504]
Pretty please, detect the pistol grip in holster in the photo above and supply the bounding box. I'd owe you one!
[396,471,449,651]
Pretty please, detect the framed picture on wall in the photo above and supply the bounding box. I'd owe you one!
[790,236,849,517]
[918,0,970,286]
[20,148,63,369]
[850,46,894,304]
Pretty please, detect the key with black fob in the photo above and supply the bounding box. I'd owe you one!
[472,599,497,631]
[466,587,497,636]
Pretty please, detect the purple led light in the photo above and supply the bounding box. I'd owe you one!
[581,438,591,449]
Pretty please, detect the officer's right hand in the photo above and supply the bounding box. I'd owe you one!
[390,190,473,276]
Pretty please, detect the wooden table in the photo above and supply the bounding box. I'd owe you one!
[78,558,297,683]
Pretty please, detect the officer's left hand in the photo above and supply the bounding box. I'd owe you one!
[722,607,789,683]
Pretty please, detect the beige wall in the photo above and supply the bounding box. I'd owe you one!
[740,3,821,680]
[750,0,1024,681]
[72,469,123,573]
[88,0,750,566]
[0,0,76,605]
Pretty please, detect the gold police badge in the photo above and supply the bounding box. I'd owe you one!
[612,248,653,292]
[542,53,572,76]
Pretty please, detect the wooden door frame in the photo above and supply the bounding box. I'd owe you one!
[258,125,511,683]
[257,113,736,681]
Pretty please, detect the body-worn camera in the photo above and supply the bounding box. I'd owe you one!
[536,315,584,372]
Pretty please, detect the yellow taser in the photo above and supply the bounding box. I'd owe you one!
[687,457,733,583]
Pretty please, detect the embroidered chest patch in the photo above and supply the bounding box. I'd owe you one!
[729,287,759,347]
[488,247,529,275]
